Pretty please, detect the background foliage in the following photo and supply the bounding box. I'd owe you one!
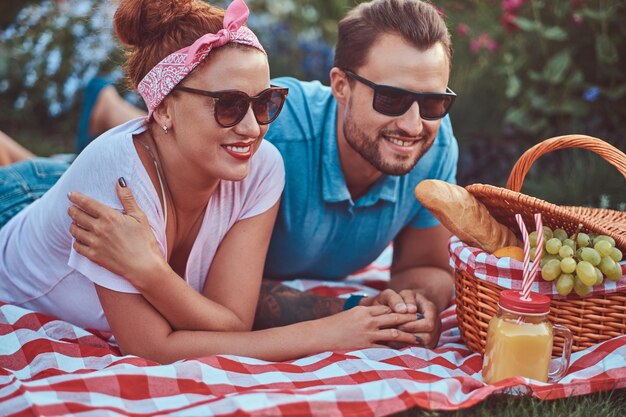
[0,0,624,207]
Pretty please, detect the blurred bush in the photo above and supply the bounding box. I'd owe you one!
[0,0,624,206]
[434,0,625,207]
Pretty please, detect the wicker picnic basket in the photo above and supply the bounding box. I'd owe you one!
[455,135,626,355]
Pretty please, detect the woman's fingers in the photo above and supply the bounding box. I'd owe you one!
[67,205,96,230]
[373,311,417,328]
[67,191,110,218]
[72,235,90,255]
[115,179,146,222]
[412,332,437,349]
[69,222,93,246]
[372,328,417,345]
[366,305,393,316]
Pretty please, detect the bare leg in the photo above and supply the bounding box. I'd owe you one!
[89,86,147,137]
[0,130,36,166]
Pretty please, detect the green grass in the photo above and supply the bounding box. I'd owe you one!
[392,389,625,416]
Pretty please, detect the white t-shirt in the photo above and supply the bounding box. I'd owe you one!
[0,118,285,331]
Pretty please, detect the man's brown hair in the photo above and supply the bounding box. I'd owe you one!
[334,0,451,71]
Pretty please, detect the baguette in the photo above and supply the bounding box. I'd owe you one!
[414,180,520,253]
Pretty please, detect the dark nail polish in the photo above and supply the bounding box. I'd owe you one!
[415,336,423,344]
[118,177,127,188]
[416,313,424,320]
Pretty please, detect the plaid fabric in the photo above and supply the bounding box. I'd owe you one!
[2,259,626,416]
[449,236,626,299]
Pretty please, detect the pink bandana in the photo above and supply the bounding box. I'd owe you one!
[137,0,265,117]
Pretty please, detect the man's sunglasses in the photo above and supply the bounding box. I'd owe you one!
[174,85,289,128]
[344,70,456,120]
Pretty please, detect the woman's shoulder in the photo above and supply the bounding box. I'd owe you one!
[75,118,146,167]
[254,139,283,163]
[248,140,284,180]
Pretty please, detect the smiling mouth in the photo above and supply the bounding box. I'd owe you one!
[224,144,252,153]
[384,136,417,147]
[222,142,254,160]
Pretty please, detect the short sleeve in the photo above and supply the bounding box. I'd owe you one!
[68,249,141,293]
[65,122,166,294]
[240,140,285,220]
[408,115,459,229]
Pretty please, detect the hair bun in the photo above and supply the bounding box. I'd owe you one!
[114,0,195,48]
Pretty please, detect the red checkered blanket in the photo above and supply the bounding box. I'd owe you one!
[2,247,625,416]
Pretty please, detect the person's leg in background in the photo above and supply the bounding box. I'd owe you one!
[0,130,36,166]
[76,78,146,153]
[0,158,69,228]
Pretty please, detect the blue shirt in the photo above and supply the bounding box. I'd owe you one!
[264,77,458,280]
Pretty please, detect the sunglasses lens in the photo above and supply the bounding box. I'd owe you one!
[420,95,454,120]
[375,90,453,120]
[252,89,287,124]
[373,88,414,116]
[215,92,249,127]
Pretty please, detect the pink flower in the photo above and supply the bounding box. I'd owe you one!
[502,0,525,12]
[470,33,499,54]
[456,23,471,37]
[572,13,583,26]
[501,12,520,32]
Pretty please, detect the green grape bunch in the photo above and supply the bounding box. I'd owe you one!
[531,226,624,297]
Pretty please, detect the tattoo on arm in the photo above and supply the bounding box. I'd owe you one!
[253,280,344,330]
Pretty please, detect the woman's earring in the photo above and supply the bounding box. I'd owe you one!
[162,125,169,134]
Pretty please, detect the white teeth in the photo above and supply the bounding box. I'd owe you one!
[386,137,413,147]
[225,145,251,153]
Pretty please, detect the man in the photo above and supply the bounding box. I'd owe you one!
[254,0,457,348]
[74,0,457,348]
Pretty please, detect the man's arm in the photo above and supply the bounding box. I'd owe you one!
[253,281,344,329]
[386,224,454,348]
[390,224,454,311]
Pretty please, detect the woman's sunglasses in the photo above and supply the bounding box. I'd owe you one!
[344,70,456,120]
[174,85,289,128]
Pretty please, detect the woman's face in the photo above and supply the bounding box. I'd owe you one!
[163,47,271,183]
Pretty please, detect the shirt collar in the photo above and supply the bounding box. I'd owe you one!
[321,101,399,206]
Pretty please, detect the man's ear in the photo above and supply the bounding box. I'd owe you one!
[330,67,351,106]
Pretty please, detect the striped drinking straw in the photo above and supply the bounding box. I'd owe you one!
[515,213,544,301]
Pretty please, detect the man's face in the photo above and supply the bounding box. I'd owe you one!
[341,33,450,176]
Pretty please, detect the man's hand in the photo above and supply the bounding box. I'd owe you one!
[359,289,441,348]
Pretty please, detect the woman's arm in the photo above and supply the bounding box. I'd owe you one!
[128,199,280,332]
[97,285,418,363]
[68,182,275,332]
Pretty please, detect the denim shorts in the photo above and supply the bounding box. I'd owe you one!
[0,158,69,229]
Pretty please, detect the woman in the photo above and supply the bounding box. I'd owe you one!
[0,0,417,363]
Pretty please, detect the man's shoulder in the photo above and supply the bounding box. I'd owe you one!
[266,77,336,146]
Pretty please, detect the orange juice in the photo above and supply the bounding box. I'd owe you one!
[480,290,574,384]
[482,313,553,383]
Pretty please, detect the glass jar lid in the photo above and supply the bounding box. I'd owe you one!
[498,290,550,314]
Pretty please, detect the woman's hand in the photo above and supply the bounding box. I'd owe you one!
[360,289,442,349]
[317,305,419,351]
[67,178,167,288]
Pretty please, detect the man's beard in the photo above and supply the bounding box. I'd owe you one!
[342,111,434,176]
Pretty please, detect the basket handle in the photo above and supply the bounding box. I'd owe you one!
[505,134,626,192]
